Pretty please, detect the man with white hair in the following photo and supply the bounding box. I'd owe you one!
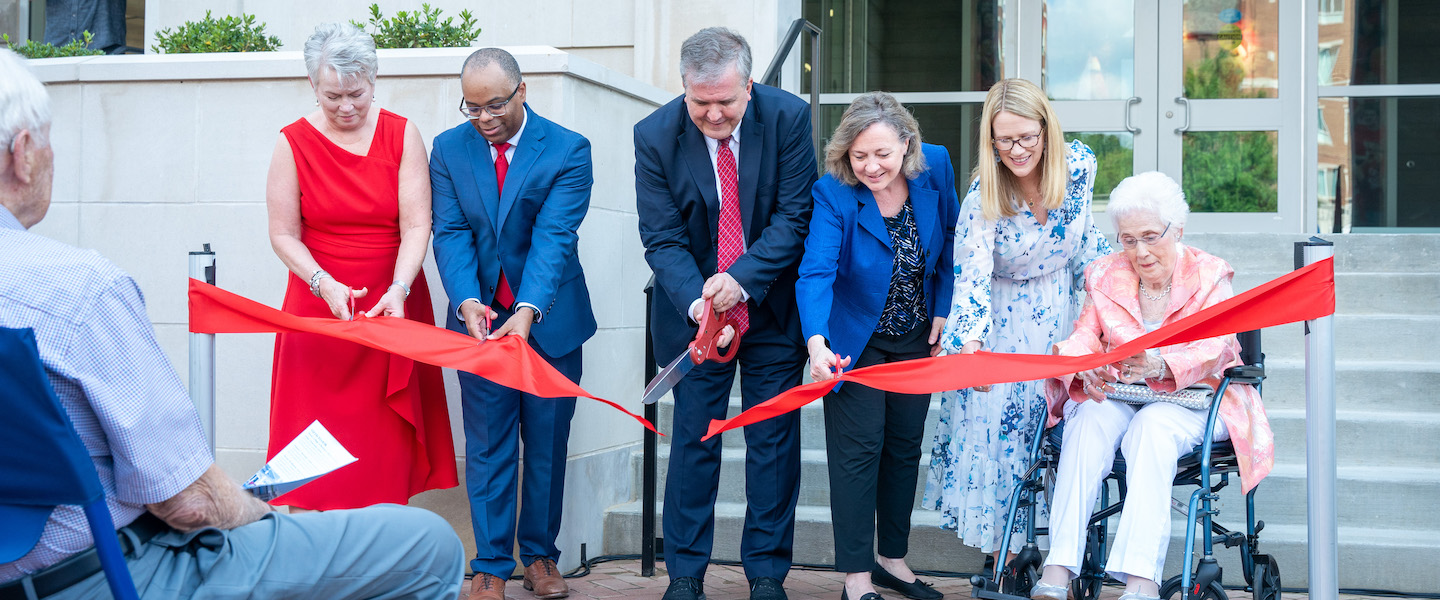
[634,27,817,600]
[0,48,465,599]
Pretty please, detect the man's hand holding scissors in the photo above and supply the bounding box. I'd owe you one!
[459,298,500,343]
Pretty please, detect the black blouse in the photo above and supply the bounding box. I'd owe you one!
[875,200,928,335]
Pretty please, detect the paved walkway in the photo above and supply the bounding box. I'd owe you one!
[461,559,1376,600]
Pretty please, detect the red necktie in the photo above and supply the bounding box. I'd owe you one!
[715,136,748,335]
[493,142,515,309]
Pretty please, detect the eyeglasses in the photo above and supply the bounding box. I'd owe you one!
[992,134,1042,152]
[459,82,521,119]
[1118,222,1171,249]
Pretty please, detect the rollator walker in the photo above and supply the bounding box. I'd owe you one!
[970,330,1282,600]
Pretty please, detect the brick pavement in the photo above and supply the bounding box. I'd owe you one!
[459,559,1372,600]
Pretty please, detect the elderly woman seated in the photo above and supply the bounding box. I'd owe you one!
[1030,172,1275,600]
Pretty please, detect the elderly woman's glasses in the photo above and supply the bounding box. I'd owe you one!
[459,82,521,120]
[1118,222,1171,249]
[992,134,1042,152]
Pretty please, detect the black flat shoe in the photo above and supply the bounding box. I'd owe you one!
[749,577,788,600]
[871,565,943,600]
[840,589,885,600]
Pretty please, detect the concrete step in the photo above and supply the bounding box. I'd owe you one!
[655,396,943,452]
[1260,359,1440,413]
[1266,408,1440,467]
[1260,316,1439,363]
[1184,233,1440,274]
[1234,271,1440,315]
[637,443,1440,531]
[601,501,1440,590]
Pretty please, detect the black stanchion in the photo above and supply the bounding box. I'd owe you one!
[641,276,658,577]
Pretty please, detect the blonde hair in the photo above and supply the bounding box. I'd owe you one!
[823,91,926,186]
[970,78,1068,221]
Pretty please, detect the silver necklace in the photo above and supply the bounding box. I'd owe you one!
[1139,280,1172,301]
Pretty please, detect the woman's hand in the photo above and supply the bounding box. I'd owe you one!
[807,335,851,382]
[959,340,992,392]
[317,278,367,321]
[1074,366,1114,402]
[928,317,947,357]
[1114,352,1166,384]
[364,285,408,319]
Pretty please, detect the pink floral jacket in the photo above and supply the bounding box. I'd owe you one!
[1045,245,1274,492]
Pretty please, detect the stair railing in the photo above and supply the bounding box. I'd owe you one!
[761,18,823,156]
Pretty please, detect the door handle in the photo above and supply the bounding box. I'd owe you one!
[1174,96,1191,135]
[1125,97,1141,135]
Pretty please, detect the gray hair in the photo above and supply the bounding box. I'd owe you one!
[304,23,378,87]
[1108,171,1189,228]
[0,49,51,151]
[679,27,752,87]
[462,47,522,87]
[823,91,926,186]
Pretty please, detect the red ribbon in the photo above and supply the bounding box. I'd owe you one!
[703,258,1336,441]
[187,279,659,434]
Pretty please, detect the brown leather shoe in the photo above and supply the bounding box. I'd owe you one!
[523,557,569,599]
[469,573,506,600]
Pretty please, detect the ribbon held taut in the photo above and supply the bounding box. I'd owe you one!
[702,258,1336,441]
[187,279,659,433]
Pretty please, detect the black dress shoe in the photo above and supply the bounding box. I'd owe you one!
[663,576,707,600]
[871,566,943,600]
[841,589,886,600]
[750,576,788,600]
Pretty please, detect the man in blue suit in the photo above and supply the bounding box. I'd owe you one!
[430,48,596,600]
[634,27,817,600]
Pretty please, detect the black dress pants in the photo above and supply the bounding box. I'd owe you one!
[823,325,932,573]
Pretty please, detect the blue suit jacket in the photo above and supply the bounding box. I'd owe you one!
[634,83,818,360]
[430,104,597,358]
[796,143,961,369]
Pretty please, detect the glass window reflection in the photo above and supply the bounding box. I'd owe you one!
[1043,0,1135,100]
[1182,0,1279,99]
[1321,0,1440,86]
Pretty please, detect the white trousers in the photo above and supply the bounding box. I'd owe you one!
[1042,400,1229,584]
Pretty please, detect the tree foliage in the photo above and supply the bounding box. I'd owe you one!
[152,12,282,53]
[1071,133,1133,201]
[352,4,481,49]
[1180,47,1277,212]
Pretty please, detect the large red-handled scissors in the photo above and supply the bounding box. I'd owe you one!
[641,298,742,405]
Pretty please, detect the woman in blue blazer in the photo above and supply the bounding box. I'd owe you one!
[797,92,961,600]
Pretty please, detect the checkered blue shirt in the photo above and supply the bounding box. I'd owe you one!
[0,207,212,582]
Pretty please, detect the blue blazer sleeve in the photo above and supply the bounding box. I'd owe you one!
[634,125,707,320]
[430,131,483,310]
[515,135,593,319]
[796,175,847,344]
[932,144,960,321]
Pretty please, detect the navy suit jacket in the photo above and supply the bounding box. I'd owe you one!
[634,83,818,360]
[431,104,597,358]
[795,143,961,368]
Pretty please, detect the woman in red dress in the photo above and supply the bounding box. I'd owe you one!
[263,22,457,510]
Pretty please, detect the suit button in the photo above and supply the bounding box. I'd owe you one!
[489,286,495,292]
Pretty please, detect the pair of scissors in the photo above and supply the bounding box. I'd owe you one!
[642,298,742,405]
[477,305,492,346]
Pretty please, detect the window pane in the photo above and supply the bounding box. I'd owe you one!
[1182,0,1280,99]
[1320,0,1440,86]
[1182,131,1279,212]
[1065,132,1134,210]
[802,0,1002,93]
[1320,96,1440,231]
[1044,0,1135,100]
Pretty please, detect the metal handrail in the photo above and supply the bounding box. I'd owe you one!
[760,18,823,156]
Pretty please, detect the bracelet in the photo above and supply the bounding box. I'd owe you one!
[309,269,332,297]
[389,280,410,298]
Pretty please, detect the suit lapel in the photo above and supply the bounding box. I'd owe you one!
[855,186,892,250]
[465,130,502,236]
[499,107,545,231]
[737,108,763,237]
[680,122,721,235]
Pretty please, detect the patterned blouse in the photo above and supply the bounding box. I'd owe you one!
[876,200,928,335]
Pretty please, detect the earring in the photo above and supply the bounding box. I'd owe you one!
[314,99,319,107]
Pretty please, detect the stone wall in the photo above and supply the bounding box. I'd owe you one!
[25,46,669,571]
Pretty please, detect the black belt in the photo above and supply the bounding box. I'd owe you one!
[0,512,170,600]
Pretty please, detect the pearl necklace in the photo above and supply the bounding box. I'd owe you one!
[1139,280,1172,301]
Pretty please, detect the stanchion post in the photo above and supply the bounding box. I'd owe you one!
[641,276,658,577]
[188,244,217,453]
[1298,237,1337,600]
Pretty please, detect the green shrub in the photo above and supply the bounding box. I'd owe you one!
[152,12,282,54]
[1,31,105,58]
[352,3,481,49]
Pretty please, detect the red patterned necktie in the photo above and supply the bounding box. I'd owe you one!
[715,136,749,335]
[493,142,515,309]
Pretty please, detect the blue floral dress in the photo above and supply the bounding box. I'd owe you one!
[923,140,1112,553]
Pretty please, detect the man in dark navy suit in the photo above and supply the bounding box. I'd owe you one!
[430,48,597,600]
[634,27,817,600]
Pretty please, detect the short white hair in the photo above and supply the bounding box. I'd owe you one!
[1108,171,1188,228]
[303,23,378,87]
[0,49,51,150]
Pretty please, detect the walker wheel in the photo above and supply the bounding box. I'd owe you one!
[1252,556,1281,600]
[1160,576,1227,600]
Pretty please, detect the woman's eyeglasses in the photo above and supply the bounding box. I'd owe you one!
[1118,222,1171,249]
[992,134,1042,152]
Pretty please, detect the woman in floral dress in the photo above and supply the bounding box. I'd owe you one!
[923,78,1112,560]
